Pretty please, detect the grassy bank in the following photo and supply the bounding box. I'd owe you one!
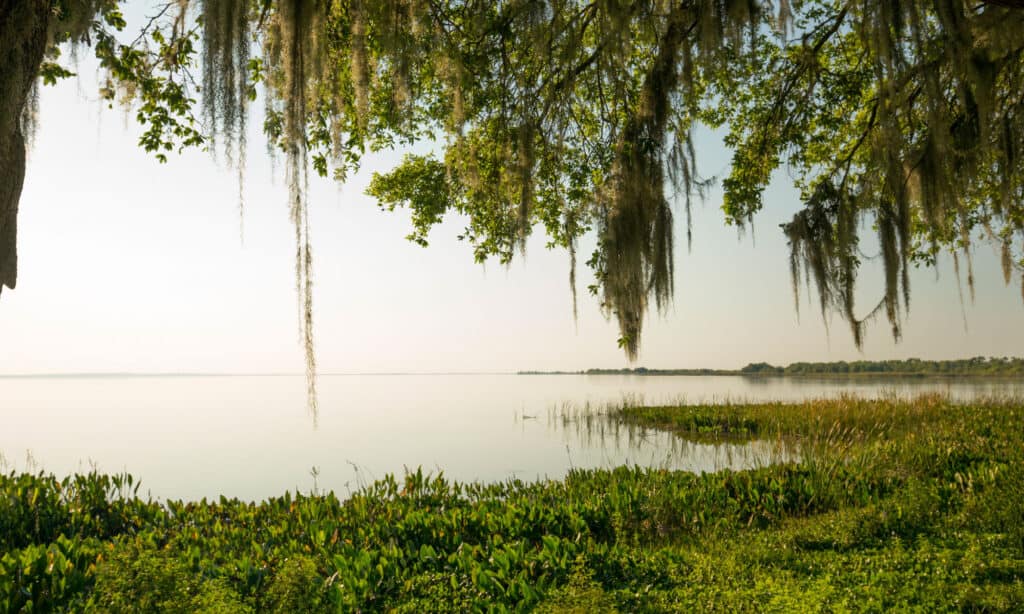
[2,396,1023,611]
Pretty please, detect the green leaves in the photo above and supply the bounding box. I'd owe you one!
[715,1,1024,345]
[367,155,454,248]
[101,8,127,31]
[38,62,75,86]
[89,13,205,166]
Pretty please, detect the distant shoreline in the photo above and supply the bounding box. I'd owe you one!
[517,370,1024,378]
[519,357,1024,378]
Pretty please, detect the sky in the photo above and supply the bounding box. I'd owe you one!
[1,18,1022,374]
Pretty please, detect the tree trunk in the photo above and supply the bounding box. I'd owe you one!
[0,0,50,296]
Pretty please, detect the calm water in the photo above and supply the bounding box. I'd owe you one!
[1,374,1021,502]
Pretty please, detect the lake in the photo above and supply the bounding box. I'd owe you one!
[2,374,1021,502]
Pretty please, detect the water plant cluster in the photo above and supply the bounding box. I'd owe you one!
[2,395,1022,611]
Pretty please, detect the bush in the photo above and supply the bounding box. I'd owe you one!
[262,556,329,613]
[88,544,250,613]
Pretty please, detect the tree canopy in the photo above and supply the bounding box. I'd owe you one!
[2,0,1023,407]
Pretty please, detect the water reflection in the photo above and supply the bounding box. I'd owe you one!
[536,402,799,476]
[0,374,1018,501]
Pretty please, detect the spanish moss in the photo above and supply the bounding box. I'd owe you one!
[751,0,1024,348]
[201,0,250,239]
[264,0,327,415]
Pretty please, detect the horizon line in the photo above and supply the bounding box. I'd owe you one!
[0,371,522,378]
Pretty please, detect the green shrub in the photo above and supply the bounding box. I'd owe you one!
[262,556,329,613]
[535,560,620,613]
[87,544,250,613]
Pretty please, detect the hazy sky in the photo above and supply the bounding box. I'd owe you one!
[1,29,1022,374]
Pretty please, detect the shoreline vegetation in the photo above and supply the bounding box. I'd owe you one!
[519,356,1024,377]
[3,395,1023,611]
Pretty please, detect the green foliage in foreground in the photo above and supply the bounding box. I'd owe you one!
[2,396,1023,612]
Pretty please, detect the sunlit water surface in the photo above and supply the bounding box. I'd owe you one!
[2,374,1021,501]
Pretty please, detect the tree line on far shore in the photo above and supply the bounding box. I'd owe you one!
[742,357,1024,376]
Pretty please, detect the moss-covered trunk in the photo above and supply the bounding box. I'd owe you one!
[0,0,49,296]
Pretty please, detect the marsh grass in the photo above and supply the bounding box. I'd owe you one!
[550,396,798,474]
[611,392,954,441]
